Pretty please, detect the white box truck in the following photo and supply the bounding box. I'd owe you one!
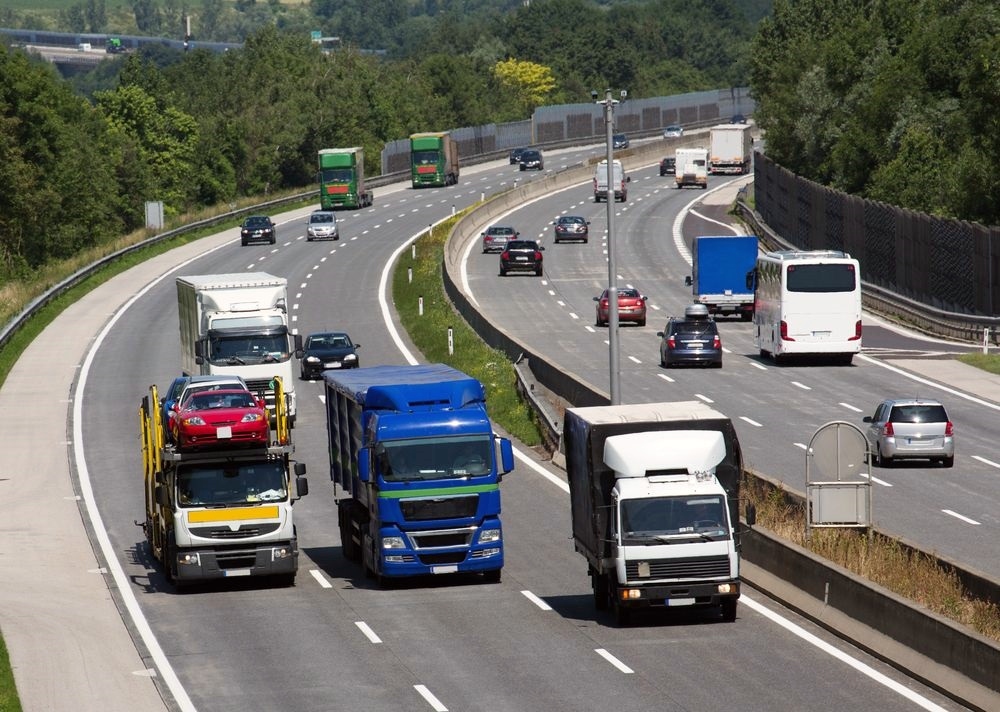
[709,123,753,174]
[565,401,752,624]
[675,147,709,189]
[176,273,302,422]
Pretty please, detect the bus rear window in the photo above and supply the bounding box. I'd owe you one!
[786,263,856,293]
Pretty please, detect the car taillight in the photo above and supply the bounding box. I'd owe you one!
[780,320,794,341]
[500,251,509,259]
[713,335,721,348]
[850,320,862,341]
[534,251,542,260]
[945,421,954,436]
[884,422,894,437]
[668,336,677,348]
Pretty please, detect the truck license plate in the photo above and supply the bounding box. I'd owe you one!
[431,565,458,574]
[666,597,695,607]
[223,569,251,577]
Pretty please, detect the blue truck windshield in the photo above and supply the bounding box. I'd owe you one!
[378,435,492,481]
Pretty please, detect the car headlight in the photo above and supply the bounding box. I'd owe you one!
[183,416,206,426]
[241,413,263,423]
[381,536,406,550]
[344,353,357,361]
[305,356,320,363]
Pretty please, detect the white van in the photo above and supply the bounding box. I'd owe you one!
[593,159,630,202]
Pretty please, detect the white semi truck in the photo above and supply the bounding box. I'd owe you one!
[565,402,752,624]
[176,273,301,422]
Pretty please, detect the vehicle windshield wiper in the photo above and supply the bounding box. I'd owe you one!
[226,356,246,365]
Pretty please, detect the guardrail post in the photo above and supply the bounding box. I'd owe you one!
[983,327,990,354]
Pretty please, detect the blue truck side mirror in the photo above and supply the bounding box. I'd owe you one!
[499,438,515,476]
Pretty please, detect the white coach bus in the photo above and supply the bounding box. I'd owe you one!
[749,250,862,364]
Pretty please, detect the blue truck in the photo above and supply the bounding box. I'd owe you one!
[323,364,515,584]
[689,234,759,320]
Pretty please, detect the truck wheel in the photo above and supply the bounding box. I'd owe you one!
[721,598,738,622]
[613,597,631,626]
[165,529,179,586]
[483,569,501,584]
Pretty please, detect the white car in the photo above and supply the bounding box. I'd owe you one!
[663,124,684,138]
[306,210,339,241]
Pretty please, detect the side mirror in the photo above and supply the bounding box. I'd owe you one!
[626,176,632,183]
[538,245,545,251]
[593,296,599,302]
[295,476,309,498]
[745,503,757,527]
[685,275,692,286]
[862,416,873,423]
[498,438,515,476]
[745,269,756,290]
[357,447,371,483]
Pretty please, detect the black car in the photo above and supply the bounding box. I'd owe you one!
[731,113,747,124]
[241,215,276,246]
[657,304,722,367]
[553,215,590,243]
[508,147,528,164]
[612,133,630,149]
[519,149,544,171]
[499,239,544,276]
[659,156,676,176]
[299,331,360,379]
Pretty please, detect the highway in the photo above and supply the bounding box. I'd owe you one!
[71,147,971,710]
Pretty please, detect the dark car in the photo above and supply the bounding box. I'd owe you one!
[612,133,630,149]
[499,239,544,276]
[519,149,544,171]
[482,225,519,253]
[659,156,676,176]
[658,304,722,367]
[863,398,954,467]
[509,147,528,164]
[731,113,747,124]
[553,215,590,243]
[300,331,360,379]
[594,287,648,327]
[241,215,276,246]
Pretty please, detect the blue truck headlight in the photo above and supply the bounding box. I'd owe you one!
[478,528,501,543]
[381,536,406,550]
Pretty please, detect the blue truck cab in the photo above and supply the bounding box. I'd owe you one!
[323,364,515,584]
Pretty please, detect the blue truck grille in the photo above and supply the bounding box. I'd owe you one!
[626,555,731,580]
[400,495,478,521]
[418,552,467,565]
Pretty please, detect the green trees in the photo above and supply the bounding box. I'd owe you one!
[750,0,1000,224]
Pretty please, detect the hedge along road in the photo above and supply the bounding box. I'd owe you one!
[0,151,966,712]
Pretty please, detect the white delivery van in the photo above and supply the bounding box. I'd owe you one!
[593,159,630,202]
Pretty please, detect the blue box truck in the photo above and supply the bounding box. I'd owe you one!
[323,364,514,584]
[690,235,759,320]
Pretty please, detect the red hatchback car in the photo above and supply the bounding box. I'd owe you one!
[594,287,648,327]
[171,389,269,450]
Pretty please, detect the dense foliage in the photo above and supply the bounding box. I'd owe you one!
[749,0,1000,224]
[0,0,762,283]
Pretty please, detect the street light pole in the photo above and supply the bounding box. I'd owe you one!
[595,88,622,404]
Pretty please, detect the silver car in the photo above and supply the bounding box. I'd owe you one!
[863,398,954,467]
[306,210,339,241]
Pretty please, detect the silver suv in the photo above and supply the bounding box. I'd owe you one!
[863,398,954,467]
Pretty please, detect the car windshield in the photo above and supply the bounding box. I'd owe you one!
[376,435,493,481]
[245,217,269,227]
[310,213,334,224]
[178,461,287,506]
[308,334,350,349]
[620,495,729,543]
[185,390,257,410]
[672,321,717,337]
[522,151,540,159]
[890,405,947,423]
